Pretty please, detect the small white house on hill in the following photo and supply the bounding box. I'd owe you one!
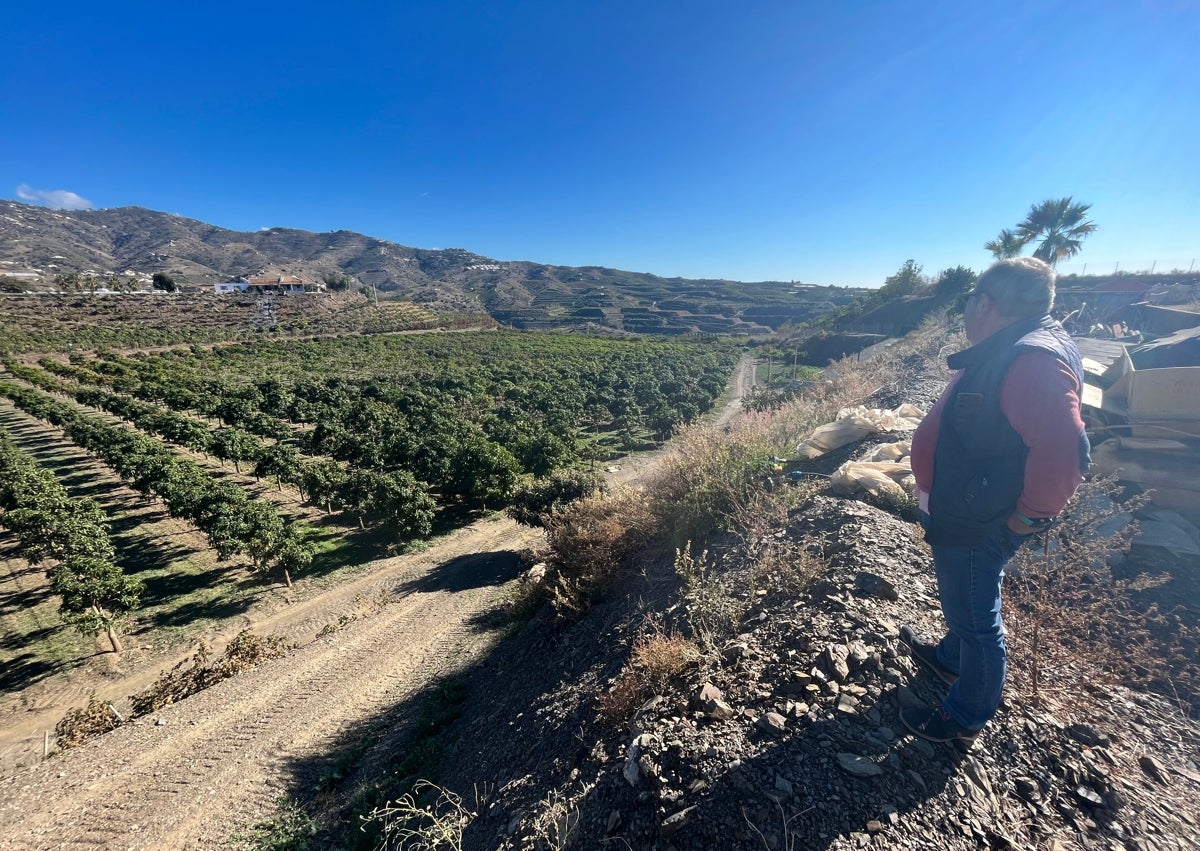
[214,275,324,294]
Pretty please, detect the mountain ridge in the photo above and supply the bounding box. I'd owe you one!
[0,200,864,333]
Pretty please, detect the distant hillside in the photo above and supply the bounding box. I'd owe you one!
[0,201,866,335]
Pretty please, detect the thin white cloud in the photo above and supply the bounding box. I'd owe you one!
[16,183,94,211]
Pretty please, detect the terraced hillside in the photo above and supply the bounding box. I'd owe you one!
[1,200,868,335]
[0,291,452,353]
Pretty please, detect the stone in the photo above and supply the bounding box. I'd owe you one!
[704,698,736,721]
[876,618,900,638]
[855,571,898,600]
[836,693,860,715]
[1138,755,1169,784]
[963,756,994,798]
[757,712,787,735]
[660,806,695,837]
[1015,776,1042,803]
[606,810,621,834]
[808,578,841,600]
[837,753,883,778]
[722,643,749,664]
[1066,723,1111,748]
[624,736,648,787]
[820,644,851,682]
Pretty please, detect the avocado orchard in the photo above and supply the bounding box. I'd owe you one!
[2,332,737,585]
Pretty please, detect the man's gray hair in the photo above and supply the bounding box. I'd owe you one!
[974,256,1056,318]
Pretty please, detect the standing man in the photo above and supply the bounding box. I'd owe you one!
[903,256,1090,745]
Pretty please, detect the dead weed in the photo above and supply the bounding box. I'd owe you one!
[129,630,293,717]
[598,622,700,723]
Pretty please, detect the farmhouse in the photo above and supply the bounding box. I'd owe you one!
[214,274,324,294]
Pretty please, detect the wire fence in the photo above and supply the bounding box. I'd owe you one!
[1054,256,1198,277]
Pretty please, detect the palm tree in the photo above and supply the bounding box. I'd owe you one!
[983,228,1027,259]
[1015,197,1097,266]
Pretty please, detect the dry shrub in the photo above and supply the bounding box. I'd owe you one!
[54,696,123,749]
[745,529,828,595]
[130,630,293,716]
[1006,476,1200,714]
[647,421,778,549]
[361,780,474,851]
[674,542,749,653]
[542,487,654,616]
[598,623,700,723]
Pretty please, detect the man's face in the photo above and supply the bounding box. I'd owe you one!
[964,289,992,345]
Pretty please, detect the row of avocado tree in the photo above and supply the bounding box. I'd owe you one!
[0,382,316,588]
[0,432,142,652]
[43,357,547,507]
[59,334,737,503]
[10,363,438,536]
[40,353,532,505]
[10,360,285,478]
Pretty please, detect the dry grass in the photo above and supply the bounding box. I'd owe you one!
[541,487,655,616]
[1005,476,1200,715]
[598,622,701,723]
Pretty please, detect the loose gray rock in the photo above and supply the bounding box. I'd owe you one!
[837,752,883,777]
[855,571,899,600]
[661,806,696,836]
[757,712,787,735]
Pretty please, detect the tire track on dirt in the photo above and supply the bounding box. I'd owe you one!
[0,552,509,850]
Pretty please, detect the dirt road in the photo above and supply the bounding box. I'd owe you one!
[0,354,754,850]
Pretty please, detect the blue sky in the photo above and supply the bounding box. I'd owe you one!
[3,1,1197,286]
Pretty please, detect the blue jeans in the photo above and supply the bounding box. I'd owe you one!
[929,524,1027,731]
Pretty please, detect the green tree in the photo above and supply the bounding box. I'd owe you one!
[508,470,603,528]
[211,428,260,473]
[373,470,435,541]
[932,265,977,301]
[1015,197,1097,266]
[255,443,302,491]
[983,228,1028,259]
[47,555,143,653]
[151,272,178,293]
[272,525,313,588]
[301,460,347,513]
[322,271,352,292]
[878,259,925,298]
[444,435,521,507]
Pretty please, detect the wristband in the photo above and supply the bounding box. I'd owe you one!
[1015,512,1055,529]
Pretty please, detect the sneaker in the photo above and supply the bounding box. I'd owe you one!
[900,703,980,747]
[899,625,959,686]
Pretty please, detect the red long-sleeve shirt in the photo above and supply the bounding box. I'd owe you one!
[911,350,1086,520]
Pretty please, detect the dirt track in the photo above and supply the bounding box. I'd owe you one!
[0,516,535,850]
[0,357,754,850]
